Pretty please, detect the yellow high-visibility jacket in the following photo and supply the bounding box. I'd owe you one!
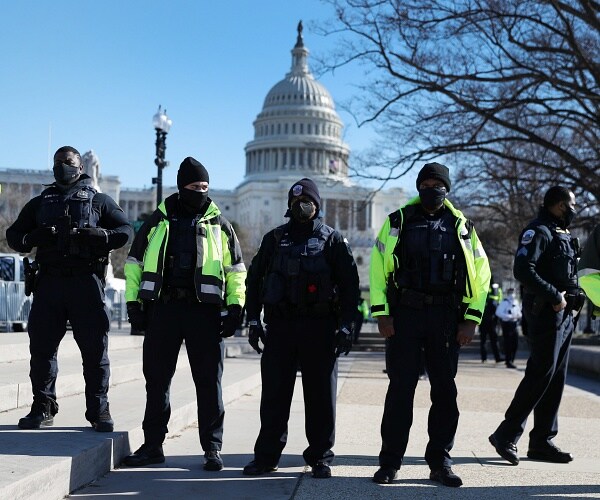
[369,197,490,323]
[124,194,246,308]
[578,224,600,314]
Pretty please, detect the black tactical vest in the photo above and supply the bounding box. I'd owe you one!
[262,223,335,310]
[393,206,466,294]
[163,212,198,289]
[35,183,99,264]
[527,220,579,292]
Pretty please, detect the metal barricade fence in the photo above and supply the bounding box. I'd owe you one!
[0,282,127,332]
[0,281,32,332]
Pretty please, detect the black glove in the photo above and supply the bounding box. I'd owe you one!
[335,325,353,357]
[221,304,242,338]
[248,321,266,354]
[127,301,147,332]
[71,227,108,245]
[24,227,57,247]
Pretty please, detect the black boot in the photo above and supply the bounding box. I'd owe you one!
[122,444,165,466]
[18,402,54,429]
[91,404,114,432]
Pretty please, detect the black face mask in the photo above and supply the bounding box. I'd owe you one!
[53,163,80,185]
[291,201,315,223]
[562,205,576,228]
[179,189,208,213]
[418,187,446,211]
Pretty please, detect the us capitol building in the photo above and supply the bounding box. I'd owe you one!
[0,24,405,286]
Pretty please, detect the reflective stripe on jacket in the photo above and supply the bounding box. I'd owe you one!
[369,196,491,323]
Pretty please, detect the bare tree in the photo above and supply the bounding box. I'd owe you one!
[318,0,600,201]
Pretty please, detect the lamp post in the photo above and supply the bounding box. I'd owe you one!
[152,105,172,205]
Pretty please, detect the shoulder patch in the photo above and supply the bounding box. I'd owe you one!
[516,247,528,257]
[520,229,535,245]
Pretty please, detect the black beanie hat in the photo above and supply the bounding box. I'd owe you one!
[416,162,451,192]
[288,178,321,210]
[177,157,209,190]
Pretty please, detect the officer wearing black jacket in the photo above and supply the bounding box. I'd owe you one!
[490,186,582,465]
[6,146,132,431]
[243,178,359,479]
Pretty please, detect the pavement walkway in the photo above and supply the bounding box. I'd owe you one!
[68,347,600,499]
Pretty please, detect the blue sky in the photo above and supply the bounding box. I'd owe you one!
[0,1,413,192]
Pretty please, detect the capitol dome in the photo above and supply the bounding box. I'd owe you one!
[244,22,350,180]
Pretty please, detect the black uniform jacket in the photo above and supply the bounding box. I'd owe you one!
[246,218,360,328]
[6,175,132,266]
[513,208,577,306]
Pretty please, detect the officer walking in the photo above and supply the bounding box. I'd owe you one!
[480,281,504,363]
[578,224,600,315]
[122,157,246,470]
[489,186,583,465]
[6,146,132,431]
[495,287,522,369]
[370,163,490,487]
[243,178,359,479]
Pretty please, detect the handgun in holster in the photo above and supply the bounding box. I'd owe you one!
[565,289,586,316]
[23,257,39,297]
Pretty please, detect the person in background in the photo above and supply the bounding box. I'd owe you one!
[495,287,522,369]
[479,281,504,363]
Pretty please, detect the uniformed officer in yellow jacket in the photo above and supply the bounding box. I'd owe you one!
[369,163,490,487]
[122,157,246,470]
[578,224,600,315]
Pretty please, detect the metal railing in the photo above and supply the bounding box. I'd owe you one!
[0,282,127,333]
[0,282,32,332]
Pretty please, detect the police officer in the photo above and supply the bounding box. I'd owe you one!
[578,224,600,315]
[495,287,522,369]
[480,281,504,363]
[122,157,246,471]
[6,146,132,431]
[490,186,582,465]
[370,163,490,487]
[243,178,359,479]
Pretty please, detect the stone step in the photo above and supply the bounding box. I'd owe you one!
[0,351,262,500]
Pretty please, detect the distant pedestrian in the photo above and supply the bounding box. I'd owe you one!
[495,288,522,369]
[479,281,504,363]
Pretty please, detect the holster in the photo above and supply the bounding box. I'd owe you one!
[565,289,586,316]
[23,258,39,297]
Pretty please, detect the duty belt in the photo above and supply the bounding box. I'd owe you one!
[397,288,455,309]
[160,286,197,303]
[39,265,95,277]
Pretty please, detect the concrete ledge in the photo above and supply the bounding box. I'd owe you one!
[569,346,600,379]
[0,360,262,500]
